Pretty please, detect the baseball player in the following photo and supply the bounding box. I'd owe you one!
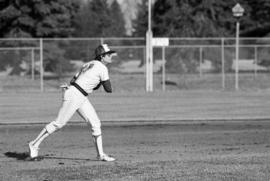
[28,44,116,162]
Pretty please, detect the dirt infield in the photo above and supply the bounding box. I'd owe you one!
[1,120,270,180]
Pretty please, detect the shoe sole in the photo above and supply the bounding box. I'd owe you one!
[99,158,116,162]
[25,156,44,161]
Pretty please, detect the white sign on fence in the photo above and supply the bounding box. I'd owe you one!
[152,38,169,47]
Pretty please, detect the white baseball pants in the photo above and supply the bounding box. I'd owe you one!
[46,86,101,136]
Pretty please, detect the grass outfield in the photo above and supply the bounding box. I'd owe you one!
[1,90,270,124]
[1,73,270,92]
[1,122,270,180]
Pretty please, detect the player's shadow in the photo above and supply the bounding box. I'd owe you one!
[4,151,29,160]
[4,151,95,161]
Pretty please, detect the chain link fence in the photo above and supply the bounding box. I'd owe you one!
[0,37,270,92]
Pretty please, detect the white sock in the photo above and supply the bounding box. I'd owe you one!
[93,135,104,157]
[30,128,49,148]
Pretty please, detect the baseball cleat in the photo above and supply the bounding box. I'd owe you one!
[25,156,43,161]
[28,142,39,158]
[98,154,115,162]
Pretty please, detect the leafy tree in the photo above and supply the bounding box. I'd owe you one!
[72,0,126,69]
[133,0,247,38]
[0,50,24,73]
[0,0,79,76]
[74,0,112,37]
[0,0,79,37]
[73,0,126,37]
[241,0,270,37]
[72,1,110,66]
[109,0,126,37]
[73,3,95,37]
[43,41,74,76]
[240,0,270,69]
[132,0,148,37]
[152,0,238,37]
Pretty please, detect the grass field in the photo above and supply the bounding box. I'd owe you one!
[1,90,270,124]
[1,73,270,180]
[1,72,270,92]
[1,121,270,181]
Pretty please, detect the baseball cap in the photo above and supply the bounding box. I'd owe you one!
[94,44,116,59]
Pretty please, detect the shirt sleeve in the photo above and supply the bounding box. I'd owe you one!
[101,80,112,93]
[100,66,109,81]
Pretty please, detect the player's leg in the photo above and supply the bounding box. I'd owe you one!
[29,99,77,158]
[29,89,83,158]
[77,100,115,161]
[28,128,48,158]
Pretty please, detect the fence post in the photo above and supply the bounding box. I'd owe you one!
[40,38,44,92]
[235,22,240,90]
[162,46,166,91]
[221,38,225,89]
[199,47,203,77]
[31,49,35,80]
[145,43,148,91]
[146,31,153,92]
[254,46,258,78]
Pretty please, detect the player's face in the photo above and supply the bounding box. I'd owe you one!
[102,54,113,64]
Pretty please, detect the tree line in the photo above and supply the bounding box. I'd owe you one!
[0,0,126,38]
[133,0,270,38]
[1,0,270,75]
[2,0,270,38]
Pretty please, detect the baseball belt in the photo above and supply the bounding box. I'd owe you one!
[70,82,88,96]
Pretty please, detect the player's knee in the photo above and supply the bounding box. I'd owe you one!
[92,125,101,136]
[45,121,65,134]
